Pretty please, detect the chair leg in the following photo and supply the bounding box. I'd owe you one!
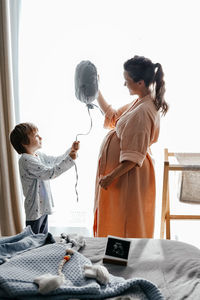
[160,161,169,238]
[166,183,171,239]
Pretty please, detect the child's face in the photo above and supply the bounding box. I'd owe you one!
[28,130,42,152]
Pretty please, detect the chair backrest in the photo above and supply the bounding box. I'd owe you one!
[160,149,200,239]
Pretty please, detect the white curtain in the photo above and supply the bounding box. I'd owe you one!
[0,0,23,236]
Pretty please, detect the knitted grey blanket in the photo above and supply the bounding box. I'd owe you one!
[0,225,55,264]
[0,231,163,300]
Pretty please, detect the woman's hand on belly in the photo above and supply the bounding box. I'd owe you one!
[99,174,114,190]
[99,160,136,190]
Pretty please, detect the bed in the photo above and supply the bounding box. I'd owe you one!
[0,226,200,299]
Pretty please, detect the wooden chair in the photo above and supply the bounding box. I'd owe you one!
[160,148,200,239]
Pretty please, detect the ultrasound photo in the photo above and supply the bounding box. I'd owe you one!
[105,237,131,259]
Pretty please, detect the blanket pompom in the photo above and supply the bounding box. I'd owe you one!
[34,273,65,294]
[84,264,110,285]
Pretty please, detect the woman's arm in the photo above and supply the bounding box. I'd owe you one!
[96,90,110,114]
[99,160,136,190]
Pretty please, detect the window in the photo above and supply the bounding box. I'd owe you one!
[19,0,200,240]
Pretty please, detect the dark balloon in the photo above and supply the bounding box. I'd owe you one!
[75,60,98,104]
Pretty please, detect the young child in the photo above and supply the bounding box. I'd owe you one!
[10,122,80,234]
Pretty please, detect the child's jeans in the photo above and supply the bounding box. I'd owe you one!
[26,214,48,234]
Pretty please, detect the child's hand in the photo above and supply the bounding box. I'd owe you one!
[69,141,80,160]
[72,141,80,151]
[69,150,77,160]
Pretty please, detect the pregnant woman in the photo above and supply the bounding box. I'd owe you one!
[93,55,168,238]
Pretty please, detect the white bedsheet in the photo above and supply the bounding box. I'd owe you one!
[78,237,200,300]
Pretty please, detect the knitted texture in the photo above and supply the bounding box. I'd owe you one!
[0,226,55,264]
[0,242,163,299]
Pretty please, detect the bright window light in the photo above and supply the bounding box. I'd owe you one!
[19,0,200,239]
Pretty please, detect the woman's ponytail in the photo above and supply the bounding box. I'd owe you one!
[154,63,168,115]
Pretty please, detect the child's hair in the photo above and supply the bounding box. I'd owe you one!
[10,122,38,154]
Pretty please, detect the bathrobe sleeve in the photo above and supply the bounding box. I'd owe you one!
[119,109,152,167]
[103,103,132,129]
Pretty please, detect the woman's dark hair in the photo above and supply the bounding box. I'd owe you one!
[124,55,168,115]
[10,122,38,154]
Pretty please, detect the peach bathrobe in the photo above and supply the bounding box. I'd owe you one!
[93,95,160,238]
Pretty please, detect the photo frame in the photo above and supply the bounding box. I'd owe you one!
[103,235,131,266]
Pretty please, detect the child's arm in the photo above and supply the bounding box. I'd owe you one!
[42,141,80,165]
[21,152,74,181]
[21,141,80,181]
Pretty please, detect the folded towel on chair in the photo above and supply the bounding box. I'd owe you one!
[175,153,200,204]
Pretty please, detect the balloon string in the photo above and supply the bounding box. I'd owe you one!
[87,103,104,115]
[74,105,93,202]
[74,162,79,202]
[75,106,93,141]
